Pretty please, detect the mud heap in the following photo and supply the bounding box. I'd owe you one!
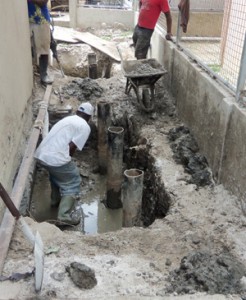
[166,251,246,295]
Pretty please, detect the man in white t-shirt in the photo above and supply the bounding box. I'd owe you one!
[35,102,94,225]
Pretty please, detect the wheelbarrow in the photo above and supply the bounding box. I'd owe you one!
[117,48,167,112]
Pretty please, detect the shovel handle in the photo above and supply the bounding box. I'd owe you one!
[0,182,21,220]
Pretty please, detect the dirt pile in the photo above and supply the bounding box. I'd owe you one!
[60,78,104,101]
[166,251,246,295]
[168,125,212,187]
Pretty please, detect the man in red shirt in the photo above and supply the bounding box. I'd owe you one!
[133,0,172,59]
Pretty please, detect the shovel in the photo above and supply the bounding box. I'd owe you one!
[0,182,44,292]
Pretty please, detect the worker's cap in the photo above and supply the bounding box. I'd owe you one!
[77,102,94,116]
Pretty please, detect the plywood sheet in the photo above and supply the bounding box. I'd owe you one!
[53,26,79,43]
[53,26,121,62]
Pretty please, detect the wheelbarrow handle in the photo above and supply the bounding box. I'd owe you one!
[0,182,21,220]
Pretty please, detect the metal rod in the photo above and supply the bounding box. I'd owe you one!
[106,126,124,209]
[236,32,246,101]
[0,85,52,275]
[122,168,144,227]
[97,101,111,175]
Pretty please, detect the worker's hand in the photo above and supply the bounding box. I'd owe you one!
[165,33,173,41]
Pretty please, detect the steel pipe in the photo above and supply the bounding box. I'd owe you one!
[88,53,97,79]
[122,169,144,227]
[106,126,124,209]
[97,101,111,175]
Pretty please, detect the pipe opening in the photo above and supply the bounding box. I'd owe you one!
[124,169,143,177]
[108,126,124,134]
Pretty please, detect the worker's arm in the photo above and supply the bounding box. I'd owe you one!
[164,11,173,41]
[28,0,48,7]
[69,142,77,157]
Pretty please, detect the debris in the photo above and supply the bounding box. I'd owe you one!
[168,126,212,186]
[61,78,103,101]
[0,270,34,282]
[50,272,65,282]
[45,246,60,255]
[66,262,97,289]
[166,251,246,295]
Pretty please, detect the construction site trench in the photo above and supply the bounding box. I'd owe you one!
[1,27,246,300]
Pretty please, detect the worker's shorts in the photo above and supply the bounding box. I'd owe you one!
[29,22,51,62]
[40,160,82,197]
[132,25,154,59]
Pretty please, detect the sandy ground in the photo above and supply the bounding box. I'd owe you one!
[0,27,246,300]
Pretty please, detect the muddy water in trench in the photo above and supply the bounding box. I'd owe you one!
[30,166,123,234]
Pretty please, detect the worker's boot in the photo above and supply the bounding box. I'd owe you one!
[39,55,53,85]
[50,183,61,208]
[57,195,80,225]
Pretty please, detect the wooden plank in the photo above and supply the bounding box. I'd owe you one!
[53,26,79,43]
[0,85,52,275]
[73,31,121,62]
[53,26,121,62]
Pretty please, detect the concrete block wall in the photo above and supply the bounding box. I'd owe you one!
[170,0,225,10]
[0,0,33,220]
[152,27,246,204]
[69,0,134,29]
[170,12,223,37]
[76,7,134,29]
[220,106,246,200]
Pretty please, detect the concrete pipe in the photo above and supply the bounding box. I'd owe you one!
[122,168,144,227]
[88,53,97,79]
[106,126,124,209]
[97,102,111,175]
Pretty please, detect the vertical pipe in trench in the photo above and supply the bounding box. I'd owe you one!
[106,126,124,209]
[97,101,111,175]
[88,53,98,79]
[122,169,144,227]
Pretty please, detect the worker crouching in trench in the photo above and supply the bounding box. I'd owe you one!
[34,102,94,225]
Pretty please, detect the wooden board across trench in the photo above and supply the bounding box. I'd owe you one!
[53,26,121,62]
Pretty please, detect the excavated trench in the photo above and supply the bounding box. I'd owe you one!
[26,44,213,231]
[28,42,174,233]
[29,109,172,233]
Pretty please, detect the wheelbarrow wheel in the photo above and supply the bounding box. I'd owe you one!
[140,88,154,112]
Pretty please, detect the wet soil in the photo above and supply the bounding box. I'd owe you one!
[1,27,246,300]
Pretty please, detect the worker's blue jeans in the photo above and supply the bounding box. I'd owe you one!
[41,161,81,197]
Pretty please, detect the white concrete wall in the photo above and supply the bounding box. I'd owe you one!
[76,6,134,29]
[151,24,246,205]
[0,0,33,218]
[170,0,225,10]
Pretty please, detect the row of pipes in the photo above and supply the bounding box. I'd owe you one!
[97,101,144,227]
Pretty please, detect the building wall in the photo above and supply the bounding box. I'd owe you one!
[160,11,223,37]
[170,0,225,11]
[151,26,246,206]
[0,0,33,219]
[76,6,134,29]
